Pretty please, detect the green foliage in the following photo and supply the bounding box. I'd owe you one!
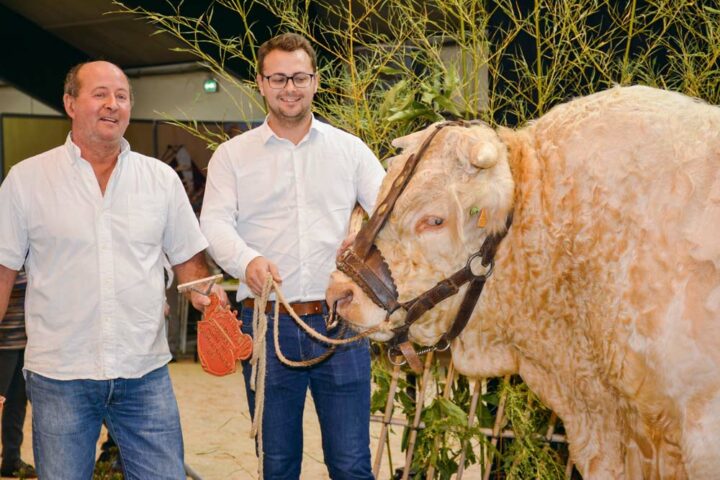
[501,381,566,479]
[114,0,720,152]
[92,447,124,480]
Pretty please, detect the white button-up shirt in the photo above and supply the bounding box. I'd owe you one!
[201,117,385,302]
[0,135,208,380]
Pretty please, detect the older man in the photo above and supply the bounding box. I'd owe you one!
[0,61,223,479]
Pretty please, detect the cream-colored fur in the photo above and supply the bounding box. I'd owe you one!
[327,86,720,478]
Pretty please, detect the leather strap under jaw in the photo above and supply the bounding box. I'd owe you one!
[397,341,424,374]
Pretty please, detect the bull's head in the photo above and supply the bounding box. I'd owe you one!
[326,122,515,346]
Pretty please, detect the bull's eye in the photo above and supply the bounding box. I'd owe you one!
[416,215,445,233]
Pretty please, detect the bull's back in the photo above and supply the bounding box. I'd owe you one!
[524,86,720,474]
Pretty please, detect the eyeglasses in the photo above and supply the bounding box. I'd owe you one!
[262,73,315,89]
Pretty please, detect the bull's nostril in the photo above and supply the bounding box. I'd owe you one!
[338,289,353,306]
[327,283,354,309]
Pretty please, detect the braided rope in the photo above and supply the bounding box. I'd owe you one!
[248,276,272,479]
[272,279,382,346]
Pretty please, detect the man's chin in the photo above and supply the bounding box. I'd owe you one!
[274,108,311,123]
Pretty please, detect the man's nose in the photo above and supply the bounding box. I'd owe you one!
[105,95,119,109]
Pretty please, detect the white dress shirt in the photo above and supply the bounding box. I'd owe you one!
[0,135,208,380]
[201,117,385,302]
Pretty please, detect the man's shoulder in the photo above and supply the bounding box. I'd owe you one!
[220,126,263,149]
[313,120,376,160]
[11,144,66,175]
[314,119,360,143]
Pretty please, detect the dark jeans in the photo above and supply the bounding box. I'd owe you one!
[0,349,26,464]
[240,307,373,480]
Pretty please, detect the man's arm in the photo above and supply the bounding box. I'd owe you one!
[172,252,228,312]
[0,264,19,322]
[354,141,386,214]
[200,145,263,282]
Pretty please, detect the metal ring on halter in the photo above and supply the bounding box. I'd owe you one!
[434,337,451,352]
[468,253,495,278]
[387,348,407,366]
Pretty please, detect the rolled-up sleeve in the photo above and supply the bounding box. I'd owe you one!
[0,169,29,270]
[200,144,260,281]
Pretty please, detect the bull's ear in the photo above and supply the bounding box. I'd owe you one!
[448,128,499,170]
[392,128,430,151]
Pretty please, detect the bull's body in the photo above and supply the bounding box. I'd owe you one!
[327,86,720,478]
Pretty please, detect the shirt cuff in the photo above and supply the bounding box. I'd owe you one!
[237,249,262,282]
[0,255,24,272]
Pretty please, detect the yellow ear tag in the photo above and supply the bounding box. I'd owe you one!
[477,208,487,228]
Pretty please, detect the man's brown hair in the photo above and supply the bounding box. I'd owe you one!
[257,33,317,74]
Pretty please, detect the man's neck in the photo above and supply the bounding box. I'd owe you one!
[72,134,121,166]
[267,115,312,145]
[71,134,121,195]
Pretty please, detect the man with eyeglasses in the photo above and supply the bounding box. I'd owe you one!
[201,33,385,478]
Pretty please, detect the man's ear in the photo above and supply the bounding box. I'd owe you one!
[63,93,75,119]
[256,74,266,97]
[313,73,319,94]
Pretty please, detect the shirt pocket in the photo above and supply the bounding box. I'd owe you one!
[127,195,166,245]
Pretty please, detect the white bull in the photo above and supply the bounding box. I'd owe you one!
[326,86,720,478]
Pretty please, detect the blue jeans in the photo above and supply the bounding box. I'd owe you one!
[26,365,185,480]
[241,306,373,480]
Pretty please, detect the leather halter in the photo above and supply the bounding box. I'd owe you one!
[336,121,513,361]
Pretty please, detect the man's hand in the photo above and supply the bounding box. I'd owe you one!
[190,283,229,312]
[245,257,281,297]
[336,232,357,258]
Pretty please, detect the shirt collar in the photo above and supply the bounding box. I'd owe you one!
[64,132,131,165]
[259,114,325,145]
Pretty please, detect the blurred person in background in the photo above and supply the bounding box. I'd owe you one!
[0,271,37,478]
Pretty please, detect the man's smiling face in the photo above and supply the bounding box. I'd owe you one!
[257,49,317,127]
[63,61,131,148]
